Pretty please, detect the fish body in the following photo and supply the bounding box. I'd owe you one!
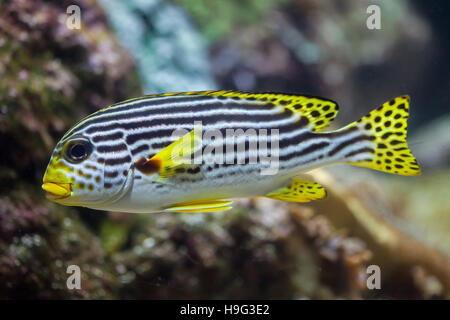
[42,91,420,213]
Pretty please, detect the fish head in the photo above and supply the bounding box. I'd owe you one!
[42,133,133,208]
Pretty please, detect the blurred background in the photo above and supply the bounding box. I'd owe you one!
[0,0,449,299]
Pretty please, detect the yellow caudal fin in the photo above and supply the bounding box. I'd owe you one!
[344,95,420,176]
[265,177,327,202]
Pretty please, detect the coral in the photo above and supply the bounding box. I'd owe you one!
[113,199,370,299]
[0,0,138,299]
[0,192,116,299]
[0,0,141,185]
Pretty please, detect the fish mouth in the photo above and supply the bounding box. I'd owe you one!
[42,182,72,200]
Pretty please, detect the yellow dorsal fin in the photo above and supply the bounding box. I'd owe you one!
[265,177,327,202]
[134,129,202,181]
[110,90,339,132]
[193,91,340,132]
[164,200,233,213]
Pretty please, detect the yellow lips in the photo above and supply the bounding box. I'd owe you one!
[42,182,72,199]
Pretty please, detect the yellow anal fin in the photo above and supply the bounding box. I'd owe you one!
[164,200,233,213]
[265,177,327,202]
[135,129,202,181]
[165,206,233,213]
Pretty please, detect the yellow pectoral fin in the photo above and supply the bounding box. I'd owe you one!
[134,129,203,181]
[265,177,327,203]
[164,200,233,213]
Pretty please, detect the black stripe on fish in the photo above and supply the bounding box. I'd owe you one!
[92,131,124,143]
[343,147,375,158]
[71,101,279,136]
[104,155,132,166]
[328,135,376,157]
[84,105,287,135]
[64,96,216,138]
[280,142,331,162]
[105,95,215,114]
[130,144,150,156]
[97,143,128,153]
[123,118,304,147]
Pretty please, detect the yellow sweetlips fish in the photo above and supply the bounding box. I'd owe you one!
[42,91,420,213]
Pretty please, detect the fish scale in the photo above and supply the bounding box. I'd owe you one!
[42,91,420,213]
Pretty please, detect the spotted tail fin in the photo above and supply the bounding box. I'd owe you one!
[343,95,420,176]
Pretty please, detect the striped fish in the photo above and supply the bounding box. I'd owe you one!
[42,91,420,213]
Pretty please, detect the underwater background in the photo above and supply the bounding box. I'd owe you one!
[0,0,449,299]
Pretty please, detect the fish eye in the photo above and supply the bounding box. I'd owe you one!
[64,138,92,163]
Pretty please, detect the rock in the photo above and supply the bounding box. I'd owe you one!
[0,193,116,299]
[0,0,141,184]
[0,0,139,299]
[112,199,370,299]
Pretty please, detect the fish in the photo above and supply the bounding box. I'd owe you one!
[42,90,420,213]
